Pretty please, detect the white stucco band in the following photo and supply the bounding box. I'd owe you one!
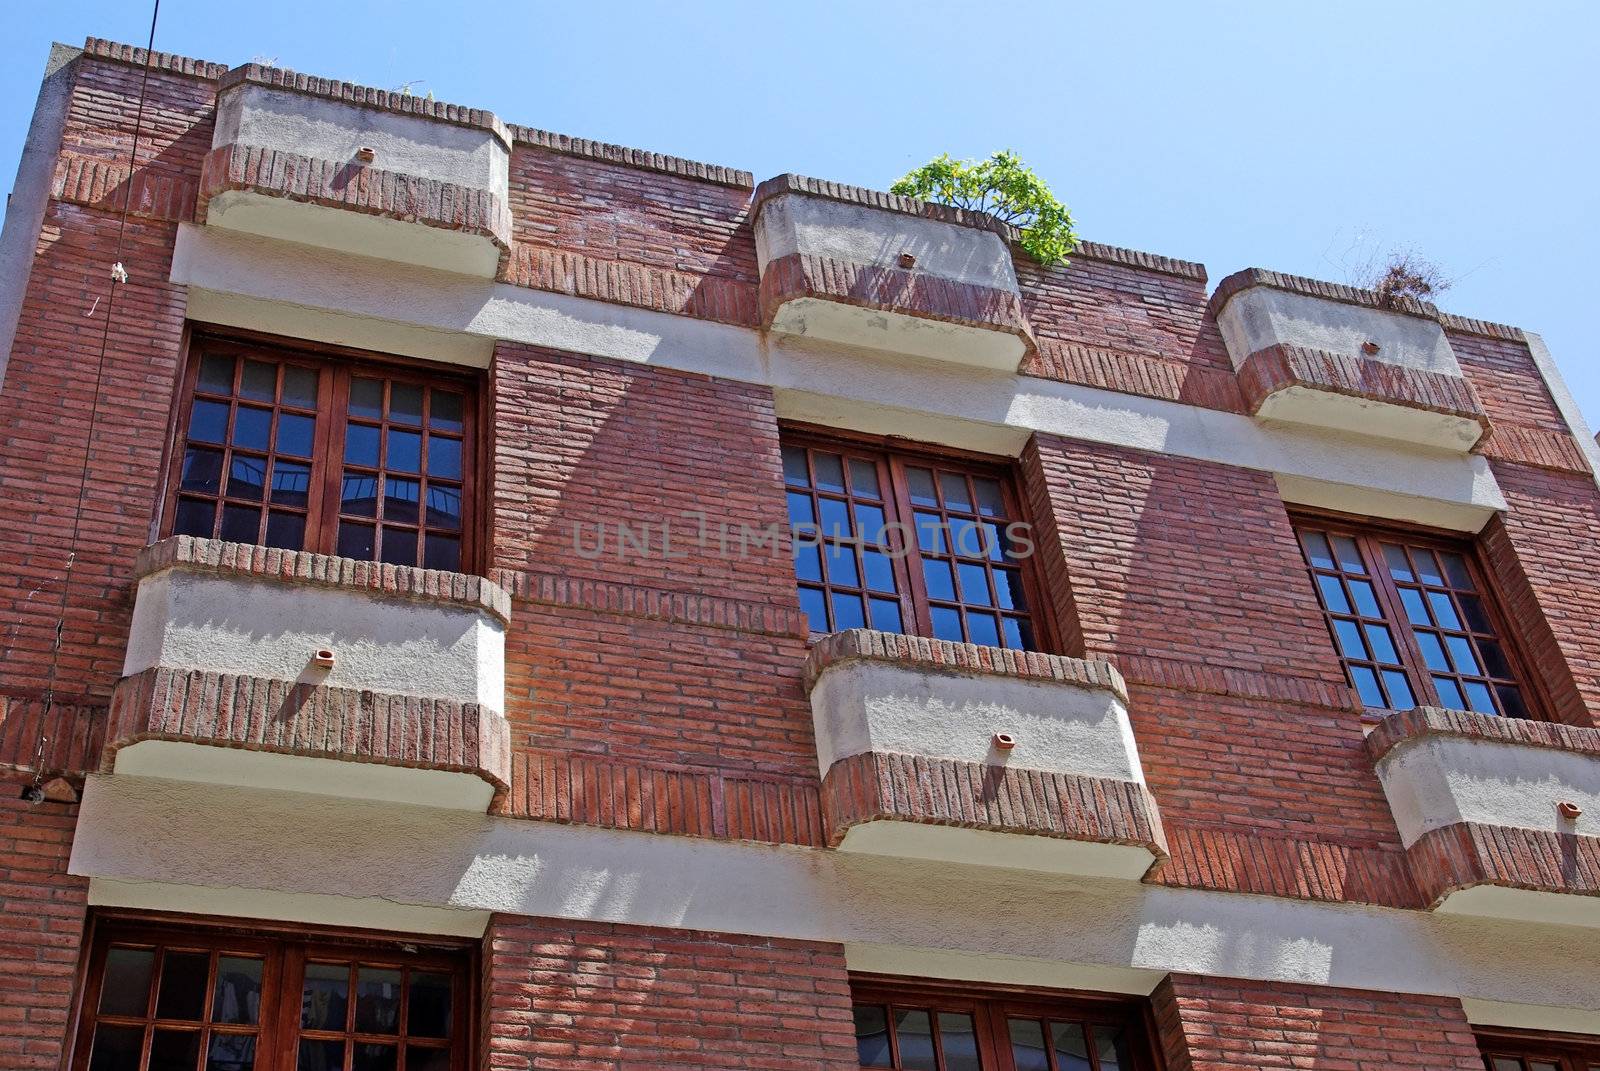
[767,297,1026,371]
[167,225,1510,530]
[1375,734,1600,848]
[1217,286,1463,377]
[809,660,1143,782]
[124,566,506,713]
[70,775,1600,1030]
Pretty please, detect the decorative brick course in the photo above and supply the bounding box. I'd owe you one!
[197,143,514,251]
[1024,337,1246,412]
[105,665,512,790]
[137,536,513,624]
[1479,422,1593,473]
[51,150,198,223]
[0,694,105,777]
[1152,823,1420,908]
[1152,975,1483,1071]
[1236,342,1490,431]
[1407,821,1600,908]
[497,243,760,327]
[493,568,806,638]
[801,627,1127,698]
[819,750,1166,860]
[1365,705,1600,764]
[484,916,858,1071]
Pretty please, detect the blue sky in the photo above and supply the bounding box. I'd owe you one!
[5,1,1597,429]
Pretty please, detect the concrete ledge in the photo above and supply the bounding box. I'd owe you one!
[1366,706,1600,764]
[803,628,1126,698]
[1409,821,1600,925]
[106,665,510,810]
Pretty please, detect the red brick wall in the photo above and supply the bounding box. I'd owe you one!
[483,915,857,1071]
[0,775,91,1071]
[1151,975,1484,1071]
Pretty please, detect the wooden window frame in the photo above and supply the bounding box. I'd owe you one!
[1477,1027,1600,1071]
[1291,508,1547,720]
[159,329,483,574]
[781,424,1058,654]
[69,911,475,1071]
[849,975,1161,1071]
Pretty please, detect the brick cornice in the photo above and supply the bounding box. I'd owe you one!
[1024,338,1245,413]
[1072,240,1208,282]
[1478,422,1593,474]
[753,173,1019,240]
[820,750,1167,860]
[498,244,759,328]
[51,151,197,223]
[491,567,807,637]
[137,537,512,625]
[1117,654,1358,711]
[197,143,513,251]
[803,628,1127,699]
[1152,821,1421,908]
[82,36,230,80]
[1236,342,1490,428]
[106,666,512,790]
[1407,820,1600,908]
[1365,706,1600,765]
[509,127,753,188]
[759,251,1036,355]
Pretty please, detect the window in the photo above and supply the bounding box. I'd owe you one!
[782,432,1046,651]
[1295,518,1533,717]
[73,919,470,1071]
[165,337,476,572]
[1478,1030,1600,1071]
[851,982,1153,1071]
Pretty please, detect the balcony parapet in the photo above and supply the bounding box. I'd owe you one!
[1367,706,1600,926]
[109,537,510,809]
[804,630,1165,879]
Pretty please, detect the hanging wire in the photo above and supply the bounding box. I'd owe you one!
[27,0,162,795]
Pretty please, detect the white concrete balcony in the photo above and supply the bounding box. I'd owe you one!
[803,630,1165,879]
[199,64,513,277]
[107,536,511,810]
[752,175,1035,370]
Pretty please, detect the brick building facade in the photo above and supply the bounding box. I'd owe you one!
[0,35,1597,1071]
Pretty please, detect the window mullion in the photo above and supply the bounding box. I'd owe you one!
[314,370,351,557]
[1359,532,1442,708]
[887,456,934,637]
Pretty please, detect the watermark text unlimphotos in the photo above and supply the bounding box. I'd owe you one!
[570,511,1034,561]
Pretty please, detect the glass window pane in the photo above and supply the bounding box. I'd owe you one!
[264,511,305,551]
[819,497,852,537]
[786,491,815,527]
[1491,1060,1523,1071]
[423,534,460,572]
[862,550,897,593]
[240,360,277,402]
[923,559,956,602]
[855,1004,892,1068]
[271,460,311,508]
[1052,1021,1092,1071]
[931,606,964,642]
[1381,670,1415,710]
[1464,680,1497,714]
[812,452,845,493]
[1433,676,1465,710]
[1414,550,1445,585]
[227,456,267,501]
[967,613,1000,648]
[1364,624,1399,665]
[1478,639,1512,679]
[937,1012,981,1071]
[893,1009,937,1071]
[1333,619,1368,661]
[906,467,938,506]
[848,458,881,499]
[781,445,809,486]
[387,430,422,474]
[89,1024,144,1071]
[1445,635,1480,675]
[298,1039,345,1071]
[181,448,224,495]
[995,570,1028,612]
[1315,574,1350,614]
[798,587,828,634]
[1002,617,1034,651]
[1095,1025,1133,1071]
[1382,543,1413,581]
[277,413,315,458]
[1008,1018,1049,1071]
[208,1033,257,1071]
[408,972,452,1039]
[405,1048,450,1071]
[213,956,262,1026]
[197,354,234,393]
[380,528,419,567]
[355,967,403,1034]
[1347,580,1381,619]
[1497,685,1529,719]
[1332,535,1365,573]
[981,522,1005,562]
[974,477,1005,517]
[353,1043,397,1071]
[220,504,260,544]
[1440,551,1474,589]
[384,478,420,525]
[794,542,822,583]
[1301,531,1335,569]
[282,366,317,408]
[824,544,859,588]
[99,947,155,1017]
[914,512,945,553]
[427,436,462,480]
[958,563,992,607]
[948,519,985,558]
[1427,591,1461,630]
[344,424,381,467]
[1399,588,1431,625]
[425,485,462,530]
[339,522,375,561]
[940,472,972,511]
[232,407,272,451]
[175,498,215,538]
[831,592,865,631]
[429,391,463,433]
[1457,593,1493,633]
[854,503,887,545]
[341,473,379,517]
[301,963,349,1030]
[389,384,423,425]
[150,1028,202,1068]
[349,378,383,418]
[189,399,230,444]
[1350,666,1384,708]
[1417,632,1450,671]
[869,598,903,633]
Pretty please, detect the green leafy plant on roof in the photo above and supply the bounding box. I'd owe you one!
[891,151,1077,267]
